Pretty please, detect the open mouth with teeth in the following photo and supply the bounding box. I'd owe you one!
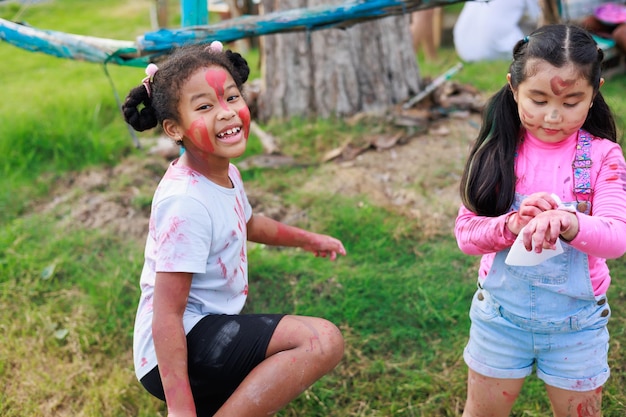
[217,126,242,139]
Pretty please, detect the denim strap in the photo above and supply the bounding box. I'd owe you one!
[572,130,592,197]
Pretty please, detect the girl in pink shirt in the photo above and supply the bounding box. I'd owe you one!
[455,24,626,416]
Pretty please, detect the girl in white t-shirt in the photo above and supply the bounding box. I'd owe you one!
[122,41,346,417]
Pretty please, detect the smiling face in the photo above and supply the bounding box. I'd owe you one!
[165,65,251,161]
[509,59,601,143]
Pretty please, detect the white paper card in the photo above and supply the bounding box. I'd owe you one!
[504,193,572,266]
[505,226,564,266]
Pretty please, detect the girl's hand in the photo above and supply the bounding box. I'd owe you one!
[521,209,579,252]
[507,192,559,235]
[302,233,347,261]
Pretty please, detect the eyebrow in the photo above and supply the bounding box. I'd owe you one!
[188,83,238,102]
[527,88,586,98]
[189,92,211,102]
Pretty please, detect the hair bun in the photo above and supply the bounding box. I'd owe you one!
[122,85,158,132]
[226,50,250,84]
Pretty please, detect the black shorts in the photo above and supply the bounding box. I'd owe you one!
[140,313,285,416]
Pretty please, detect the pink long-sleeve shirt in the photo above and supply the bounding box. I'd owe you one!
[455,130,626,295]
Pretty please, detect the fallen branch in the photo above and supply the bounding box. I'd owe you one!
[250,121,280,155]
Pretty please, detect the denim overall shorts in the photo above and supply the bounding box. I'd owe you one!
[463,193,611,391]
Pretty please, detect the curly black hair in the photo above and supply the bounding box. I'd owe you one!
[122,42,250,133]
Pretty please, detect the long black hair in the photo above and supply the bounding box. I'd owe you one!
[459,24,617,217]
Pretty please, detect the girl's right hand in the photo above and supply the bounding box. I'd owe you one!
[301,233,347,261]
[521,209,579,252]
[507,192,559,235]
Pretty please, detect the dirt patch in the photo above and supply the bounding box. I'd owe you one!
[32,104,481,244]
[299,113,480,236]
[35,154,168,243]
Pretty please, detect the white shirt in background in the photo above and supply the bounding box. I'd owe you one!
[453,0,541,62]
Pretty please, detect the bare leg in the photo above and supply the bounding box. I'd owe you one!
[214,315,344,417]
[462,369,524,417]
[410,9,438,59]
[546,384,602,417]
[612,23,626,54]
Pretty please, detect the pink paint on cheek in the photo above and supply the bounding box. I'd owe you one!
[550,76,574,95]
[521,109,535,121]
[518,106,536,127]
[185,118,214,153]
[238,107,251,140]
[205,69,229,109]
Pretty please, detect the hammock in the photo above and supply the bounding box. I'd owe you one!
[0,0,469,67]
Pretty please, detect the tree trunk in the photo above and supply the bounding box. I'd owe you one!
[257,0,422,121]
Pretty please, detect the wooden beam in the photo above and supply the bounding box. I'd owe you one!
[0,0,471,66]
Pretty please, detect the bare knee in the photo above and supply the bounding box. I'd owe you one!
[317,319,344,369]
[463,370,523,417]
[297,317,344,370]
[268,315,344,369]
[546,385,603,417]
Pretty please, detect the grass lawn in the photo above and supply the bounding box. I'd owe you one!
[1,1,626,416]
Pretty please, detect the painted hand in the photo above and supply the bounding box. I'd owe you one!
[302,234,347,261]
[521,209,578,252]
[508,192,560,235]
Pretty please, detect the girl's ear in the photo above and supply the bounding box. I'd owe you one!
[591,78,606,106]
[162,119,183,142]
[507,73,518,102]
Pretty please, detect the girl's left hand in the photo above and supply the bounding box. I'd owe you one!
[521,209,579,252]
[302,234,347,261]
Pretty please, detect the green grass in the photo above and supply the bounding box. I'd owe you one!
[2,1,626,416]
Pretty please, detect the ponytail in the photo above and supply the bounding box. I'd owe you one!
[122,85,158,132]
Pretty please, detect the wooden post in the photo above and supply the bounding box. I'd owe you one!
[156,0,169,28]
[181,0,209,27]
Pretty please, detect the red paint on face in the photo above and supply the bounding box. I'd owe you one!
[550,76,574,95]
[520,109,536,125]
[185,118,214,153]
[204,68,228,109]
[238,107,251,140]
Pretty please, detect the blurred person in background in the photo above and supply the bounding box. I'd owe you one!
[453,0,541,62]
[410,7,442,59]
[558,0,626,53]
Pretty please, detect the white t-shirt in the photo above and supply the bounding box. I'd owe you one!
[133,160,252,380]
[453,0,541,62]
